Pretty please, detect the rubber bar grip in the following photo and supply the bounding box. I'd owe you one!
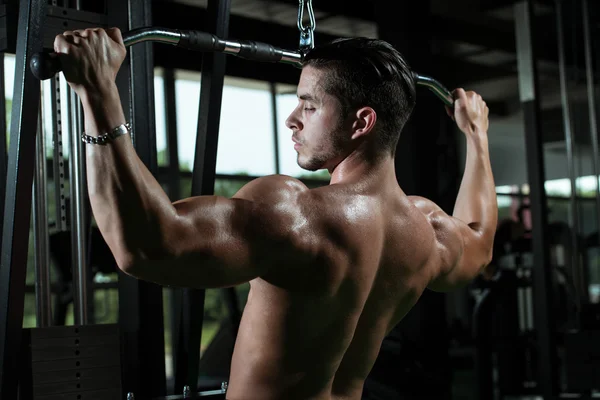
[237,41,281,62]
[30,51,62,81]
[177,30,224,52]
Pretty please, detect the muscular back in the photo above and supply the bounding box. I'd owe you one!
[227,176,441,400]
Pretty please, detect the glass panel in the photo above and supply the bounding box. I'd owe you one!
[4,54,14,139]
[154,68,168,167]
[214,178,248,198]
[217,77,275,176]
[174,71,276,176]
[174,70,200,172]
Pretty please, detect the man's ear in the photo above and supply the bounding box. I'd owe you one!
[351,107,377,140]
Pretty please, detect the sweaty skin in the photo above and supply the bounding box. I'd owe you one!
[55,29,497,400]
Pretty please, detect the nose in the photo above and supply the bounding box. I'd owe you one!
[285,107,302,132]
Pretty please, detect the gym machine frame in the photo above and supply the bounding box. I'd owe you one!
[31,28,455,107]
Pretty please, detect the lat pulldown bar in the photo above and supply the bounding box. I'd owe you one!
[29,27,455,107]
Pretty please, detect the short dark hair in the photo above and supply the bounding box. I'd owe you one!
[303,38,416,154]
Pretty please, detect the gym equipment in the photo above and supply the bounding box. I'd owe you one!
[19,325,122,399]
[30,29,454,107]
[126,382,227,399]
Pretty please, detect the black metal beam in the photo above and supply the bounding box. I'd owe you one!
[172,0,232,393]
[164,68,181,201]
[0,0,46,398]
[190,0,229,202]
[223,288,241,341]
[163,67,183,395]
[514,1,559,398]
[129,0,167,397]
[0,53,7,241]
[0,2,19,54]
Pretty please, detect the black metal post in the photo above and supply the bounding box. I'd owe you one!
[514,1,559,398]
[107,0,166,397]
[556,0,584,307]
[163,67,184,395]
[33,98,52,327]
[130,0,166,395]
[0,0,47,398]
[173,0,231,392]
[0,53,7,230]
[164,68,181,201]
[67,86,90,325]
[170,287,184,395]
[50,76,67,232]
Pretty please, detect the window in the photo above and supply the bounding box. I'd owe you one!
[173,72,277,176]
[154,69,168,167]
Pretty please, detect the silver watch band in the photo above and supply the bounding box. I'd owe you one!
[81,122,131,145]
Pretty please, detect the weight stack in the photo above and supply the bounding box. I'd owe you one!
[19,324,122,400]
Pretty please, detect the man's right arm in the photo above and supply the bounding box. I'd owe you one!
[422,89,498,292]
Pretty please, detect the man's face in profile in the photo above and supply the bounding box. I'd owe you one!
[286,66,349,171]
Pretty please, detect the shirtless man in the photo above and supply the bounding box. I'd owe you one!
[55,27,497,400]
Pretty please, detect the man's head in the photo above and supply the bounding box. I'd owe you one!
[285,37,416,171]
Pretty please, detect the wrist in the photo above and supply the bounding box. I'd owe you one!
[79,82,120,106]
[466,129,489,148]
[79,84,127,137]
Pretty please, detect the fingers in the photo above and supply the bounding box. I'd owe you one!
[453,88,467,101]
[453,88,487,110]
[54,27,117,52]
[105,27,124,45]
[54,32,75,53]
[445,105,455,121]
[451,88,469,112]
[54,29,88,52]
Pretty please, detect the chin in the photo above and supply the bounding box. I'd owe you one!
[297,154,324,171]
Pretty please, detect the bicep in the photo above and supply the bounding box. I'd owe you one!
[124,195,272,288]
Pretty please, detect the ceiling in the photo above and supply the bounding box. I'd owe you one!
[160,0,578,107]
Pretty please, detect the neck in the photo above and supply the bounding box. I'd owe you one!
[328,145,397,185]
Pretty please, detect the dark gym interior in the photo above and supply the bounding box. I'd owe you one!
[1,0,600,399]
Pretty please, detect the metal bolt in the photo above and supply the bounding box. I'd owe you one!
[221,381,228,391]
[127,393,135,400]
[183,385,191,398]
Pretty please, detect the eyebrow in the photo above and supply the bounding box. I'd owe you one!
[298,93,319,103]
